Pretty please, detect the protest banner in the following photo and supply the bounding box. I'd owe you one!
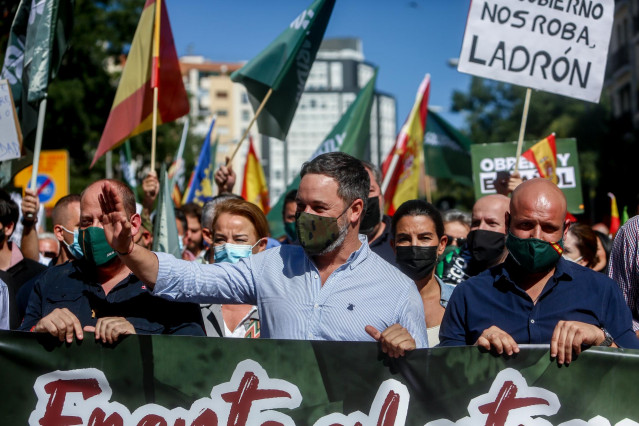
[1,331,638,425]
[458,0,614,103]
[471,138,584,213]
[0,79,22,162]
[13,149,69,208]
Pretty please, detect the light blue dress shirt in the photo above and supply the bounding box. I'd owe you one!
[0,279,8,330]
[154,235,429,347]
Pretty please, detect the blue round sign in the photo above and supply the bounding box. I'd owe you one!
[30,175,55,204]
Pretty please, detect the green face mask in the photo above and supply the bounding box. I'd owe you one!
[296,208,348,255]
[505,231,564,274]
[79,227,118,266]
[284,221,297,242]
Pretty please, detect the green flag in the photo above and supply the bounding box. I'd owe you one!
[230,0,335,140]
[266,70,378,237]
[152,167,181,258]
[1,0,74,108]
[423,108,473,187]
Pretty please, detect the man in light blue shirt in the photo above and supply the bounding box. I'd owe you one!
[99,152,429,354]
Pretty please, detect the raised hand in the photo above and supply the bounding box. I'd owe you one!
[98,182,133,254]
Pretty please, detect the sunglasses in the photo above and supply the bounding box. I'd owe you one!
[41,251,58,259]
[445,235,467,246]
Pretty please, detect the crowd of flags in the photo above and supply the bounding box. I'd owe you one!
[0,0,628,245]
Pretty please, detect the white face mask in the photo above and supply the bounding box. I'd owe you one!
[563,253,583,263]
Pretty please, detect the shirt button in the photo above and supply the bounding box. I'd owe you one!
[314,303,319,309]
[530,319,535,324]
[308,333,314,338]
[314,275,319,280]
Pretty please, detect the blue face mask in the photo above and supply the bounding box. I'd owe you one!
[60,226,83,259]
[214,239,263,264]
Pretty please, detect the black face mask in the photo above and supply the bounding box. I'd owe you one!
[395,245,439,281]
[466,229,506,266]
[359,196,381,235]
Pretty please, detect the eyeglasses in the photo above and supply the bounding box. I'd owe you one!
[41,251,58,259]
[445,235,467,247]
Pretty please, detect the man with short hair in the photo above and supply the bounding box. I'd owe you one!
[20,180,204,343]
[439,194,511,284]
[439,179,639,363]
[181,202,206,261]
[100,152,428,355]
[38,233,60,265]
[360,161,396,266]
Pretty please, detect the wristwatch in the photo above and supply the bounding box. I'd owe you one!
[599,327,614,347]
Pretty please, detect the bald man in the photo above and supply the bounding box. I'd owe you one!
[439,179,639,363]
[438,194,510,285]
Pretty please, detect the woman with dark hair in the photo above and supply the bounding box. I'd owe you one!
[391,199,456,346]
[201,199,268,338]
[563,223,599,269]
[593,230,612,273]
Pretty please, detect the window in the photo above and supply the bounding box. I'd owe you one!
[217,109,228,117]
[216,91,228,98]
[242,110,251,121]
[241,93,249,104]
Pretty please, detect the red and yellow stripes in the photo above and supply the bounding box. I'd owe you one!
[522,134,558,184]
[92,0,188,167]
[241,137,270,214]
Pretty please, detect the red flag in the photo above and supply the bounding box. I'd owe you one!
[381,74,430,216]
[91,0,189,167]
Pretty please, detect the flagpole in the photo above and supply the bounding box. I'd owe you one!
[227,88,274,163]
[514,88,532,175]
[381,152,400,194]
[169,117,189,189]
[26,97,48,219]
[150,0,162,173]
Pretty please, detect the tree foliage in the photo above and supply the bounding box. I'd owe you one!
[450,76,626,221]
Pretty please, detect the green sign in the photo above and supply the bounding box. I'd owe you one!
[2,331,639,424]
[471,138,584,213]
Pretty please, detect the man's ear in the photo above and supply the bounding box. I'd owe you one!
[505,212,511,231]
[350,198,364,225]
[129,213,142,237]
[563,220,571,240]
[53,224,65,243]
[438,235,449,255]
[5,221,15,238]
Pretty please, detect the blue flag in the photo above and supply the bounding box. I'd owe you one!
[184,117,216,206]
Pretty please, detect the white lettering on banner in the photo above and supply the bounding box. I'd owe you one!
[310,131,346,160]
[28,363,639,426]
[458,0,614,103]
[480,167,576,193]
[290,7,315,30]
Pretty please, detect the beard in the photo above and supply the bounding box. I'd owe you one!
[316,215,350,256]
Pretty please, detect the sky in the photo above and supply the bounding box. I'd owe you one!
[164,0,473,130]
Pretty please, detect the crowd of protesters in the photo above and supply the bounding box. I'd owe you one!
[1,151,638,363]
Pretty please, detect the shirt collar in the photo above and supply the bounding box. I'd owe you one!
[494,256,574,292]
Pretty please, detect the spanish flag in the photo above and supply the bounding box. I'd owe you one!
[241,136,270,214]
[381,74,430,216]
[91,0,189,167]
[522,133,558,184]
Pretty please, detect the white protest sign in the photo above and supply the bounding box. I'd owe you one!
[0,80,22,161]
[458,0,614,103]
